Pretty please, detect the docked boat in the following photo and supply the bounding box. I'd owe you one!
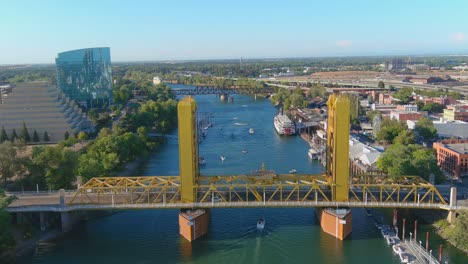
[257,218,265,230]
[392,244,403,254]
[308,148,318,160]
[273,113,295,135]
[385,236,396,245]
[289,169,297,174]
[198,157,207,166]
[249,128,255,134]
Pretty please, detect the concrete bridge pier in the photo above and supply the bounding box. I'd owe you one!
[178,209,210,241]
[447,187,457,224]
[60,211,87,232]
[317,208,352,240]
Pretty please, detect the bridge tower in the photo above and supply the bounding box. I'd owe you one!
[318,94,352,240]
[177,96,210,241]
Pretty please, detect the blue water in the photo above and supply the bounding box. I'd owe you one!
[24,85,467,264]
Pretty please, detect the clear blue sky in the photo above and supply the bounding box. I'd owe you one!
[1,0,467,64]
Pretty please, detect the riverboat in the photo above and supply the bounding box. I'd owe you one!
[274,113,295,135]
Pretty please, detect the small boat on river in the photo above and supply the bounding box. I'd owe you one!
[249,128,255,134]
[220,155,226,161]
[257,218,266,230]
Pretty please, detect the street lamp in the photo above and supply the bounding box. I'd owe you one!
[410,232,412,242]
[419,241,422,256]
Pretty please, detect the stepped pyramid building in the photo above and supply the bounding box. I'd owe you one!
[0,82,94,142]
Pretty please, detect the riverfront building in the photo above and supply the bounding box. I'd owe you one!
[56,47,113,108]
[433,139,468,179]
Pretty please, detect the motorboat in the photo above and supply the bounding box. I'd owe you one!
[242,149,248,154]
[289,169,297,174]
[220,155,226,161]
[249,128,255,134]
[385,236,395,245]
[257,218,265,229]
[308,148,318,159]
[198,157,207,166]
[392,244,403,254]
[399,253,410,263]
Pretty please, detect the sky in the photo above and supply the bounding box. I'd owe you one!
[1,0,468,64]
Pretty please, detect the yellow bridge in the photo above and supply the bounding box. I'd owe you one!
[7,95,465,240]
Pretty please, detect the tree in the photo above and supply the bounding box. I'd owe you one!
[450,210,468,251]
[0,126,8,142]
[414,116,437,142]
[64,131,70,140]
[376,119,407,143]
[43,131,50,142]
[378,80,385,88]
[10,129,18,141]
[20,122,31,142]
[0,189,15,255]
[421,102,444,113]
[77,132,88,141]
[32,146,79,189]
[0,141,20,185]
[32,129,40,142]
[394,130,415,145]
[376,144,443,183]
[393,87,413,104]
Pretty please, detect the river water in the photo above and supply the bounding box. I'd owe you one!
[24,85,467,263]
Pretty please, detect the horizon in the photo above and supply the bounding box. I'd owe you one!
[1,0,468,64]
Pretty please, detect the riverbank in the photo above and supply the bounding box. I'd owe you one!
[434,218,468,254]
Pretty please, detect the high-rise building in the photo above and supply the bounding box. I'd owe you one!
[55,47,113,108]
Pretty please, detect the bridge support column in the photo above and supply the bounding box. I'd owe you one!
[317,208,352,240]
[39,212,47,231]
[447,187,458,224]
[179,209,210,242]
[60,211,85,232]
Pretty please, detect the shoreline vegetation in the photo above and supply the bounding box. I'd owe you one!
[433,211,468,254]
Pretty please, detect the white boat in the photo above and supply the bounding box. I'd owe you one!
[257,218,265,229]
[198,157,207,165]
[220,155,226,161]
[242,149,248,154]
[289,169,297,174]
[399,253,410,263]
[274,113,295,135]
[392,245,403,254]
[385,236,395,245]
[249,128,255,134]
[308,148,318,160]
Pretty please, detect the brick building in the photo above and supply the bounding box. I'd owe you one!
[443,105,468,122]
[390,110,423,122]
[433,139,468,179]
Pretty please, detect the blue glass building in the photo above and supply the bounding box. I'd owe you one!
[55,47,113,108]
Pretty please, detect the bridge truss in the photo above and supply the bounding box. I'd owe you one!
[69,174,447,207]
[171,86,275,96]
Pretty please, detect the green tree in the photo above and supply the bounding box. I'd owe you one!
[393,130,415,145]
[393,87,413,104]
[32,146,79,189]
[378,80,385,88]
[0,189,15,255]
[43,131,50,142]
[0,126,8,142]
[20,122,31,142]
[32,129,40,142]
[450,210,468,251]
[64,131,70,140]
[0,141,20,185]
[77,132,88,141]
[421,102,444,113]
[376,144,443,183]
[376,119,407,143]
[10,129,18,141]
[414,116,437,142]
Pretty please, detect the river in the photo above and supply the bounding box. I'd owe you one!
[23,85,467,263]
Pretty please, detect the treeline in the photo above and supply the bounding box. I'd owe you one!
[271,83,327,110]
[0,124,50,143]
[0,65,56,85]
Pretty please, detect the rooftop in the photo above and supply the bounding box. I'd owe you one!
[444,143,468,154]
